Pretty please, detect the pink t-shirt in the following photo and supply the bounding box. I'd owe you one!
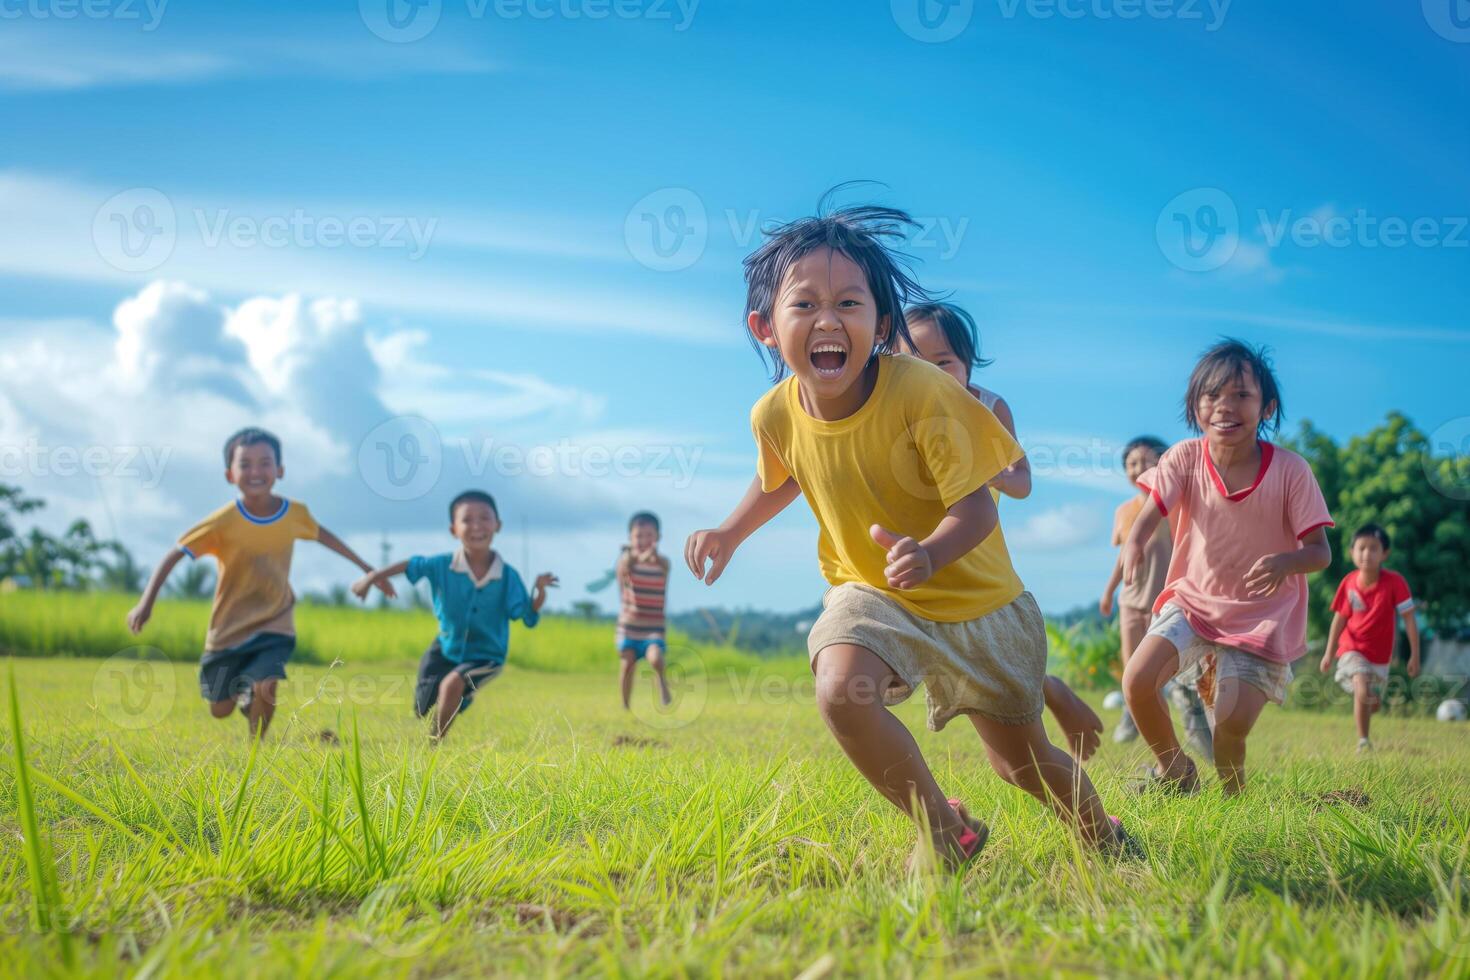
[1136,439,1333,663]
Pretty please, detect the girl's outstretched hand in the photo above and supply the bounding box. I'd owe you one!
[871,524,933,590]
[685,528,735,585]
[534,573,560,594]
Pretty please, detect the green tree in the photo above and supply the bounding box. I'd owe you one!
[1287,412,1470,637]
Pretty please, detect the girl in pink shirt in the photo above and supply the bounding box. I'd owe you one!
[1122,340,1333,795]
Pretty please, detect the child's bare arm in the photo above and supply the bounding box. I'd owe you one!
[1319,612,1346,672]
[531,573,559,612]
[319,525,397,599]
[685,475,801,585]
[1402,609,1421,677]
[871,486,999,590]
[1244,527,1331,599]
[127,547,187,634]
[987,397,1032,500]
[352,559,410,601]
[1121,503,1166,587]
[1100,555,1123,617]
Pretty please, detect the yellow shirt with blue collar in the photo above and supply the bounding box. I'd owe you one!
[406,549,539,665]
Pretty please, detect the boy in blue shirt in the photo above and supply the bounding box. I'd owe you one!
[354,490,557,740]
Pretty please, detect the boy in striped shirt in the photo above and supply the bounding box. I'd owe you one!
[616,511,672,708]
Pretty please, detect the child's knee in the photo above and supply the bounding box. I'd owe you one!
[813,671,882,724]
[209,700,235,719]
[1213,709,1253,742]
[438,672,466,698]
[646,645,666,668]
[254,678,278,704]
[1122,659,1156,701]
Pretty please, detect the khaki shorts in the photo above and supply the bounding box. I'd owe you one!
[1334,651,1389,695]
[806,583,1047,731]
[1148,603,1292,706]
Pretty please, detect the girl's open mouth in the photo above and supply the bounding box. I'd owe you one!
[809,343,847,379]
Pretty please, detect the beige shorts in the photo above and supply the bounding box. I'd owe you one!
[1148,603,1293,706]
[806,583,1047,731]
[1334,651,1389,695]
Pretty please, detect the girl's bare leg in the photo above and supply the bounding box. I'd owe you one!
[1211,677,1267,795]
[968,714,1111,843]
[1122,635,1196,784]
[813,644,971,855]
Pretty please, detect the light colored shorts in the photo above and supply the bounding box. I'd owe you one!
[1334,651,1389,695]
[806,583,1047,731]
[1147,603,1292,707]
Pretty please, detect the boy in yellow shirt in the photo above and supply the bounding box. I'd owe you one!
[128,428,392,738]
[687,199,1138,868]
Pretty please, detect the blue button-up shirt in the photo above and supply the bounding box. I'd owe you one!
[406,550,539,665]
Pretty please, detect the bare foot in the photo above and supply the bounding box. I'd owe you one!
[1049,685,1104,761]
[906,799,988,873]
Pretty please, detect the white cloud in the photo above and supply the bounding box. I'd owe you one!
[0,171,728,343]
[0,282,752,607]
[0,28,496,92]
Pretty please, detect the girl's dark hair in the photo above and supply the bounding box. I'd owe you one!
[449,490,499,522]
[1353,523,1391,551]
[903,302,992,380]
[1183,338,1283,438]
[743,186,932,381]
[628,511,660,534]
[223,427,281,467]
[1121,435,1169,466]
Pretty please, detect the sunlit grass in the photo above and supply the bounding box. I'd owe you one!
[2,650,1468,977]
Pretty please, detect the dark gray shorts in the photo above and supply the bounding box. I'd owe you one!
[199,632,294,702]
[414,640,503,717]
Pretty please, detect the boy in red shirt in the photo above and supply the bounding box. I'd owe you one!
[1318,524,1421,752]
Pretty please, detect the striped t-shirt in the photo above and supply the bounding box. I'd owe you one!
[617,549,669,641]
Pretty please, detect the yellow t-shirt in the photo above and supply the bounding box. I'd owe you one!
[178,499,320,652]
[751,354,1025,622]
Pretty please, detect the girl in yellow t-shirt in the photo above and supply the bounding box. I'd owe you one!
[686,197,1139,869]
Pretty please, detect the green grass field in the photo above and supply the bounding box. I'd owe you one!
[2,596,1469,977]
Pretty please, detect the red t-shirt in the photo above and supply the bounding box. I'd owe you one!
[1331,569,1414,665]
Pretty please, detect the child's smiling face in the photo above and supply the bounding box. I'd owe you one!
[1195,364,1273,450]
[1124,445,1161,489]
[898,317,968,388]
[226,442,281,500]
[629,519,659,554]
[451,500,500,554]
[749,247,888,411]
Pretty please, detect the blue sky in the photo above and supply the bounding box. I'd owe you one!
[1,0,1466,617]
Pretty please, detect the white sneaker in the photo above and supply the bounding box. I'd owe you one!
[1357,737,1372,753]
[1113,710,1140,743]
